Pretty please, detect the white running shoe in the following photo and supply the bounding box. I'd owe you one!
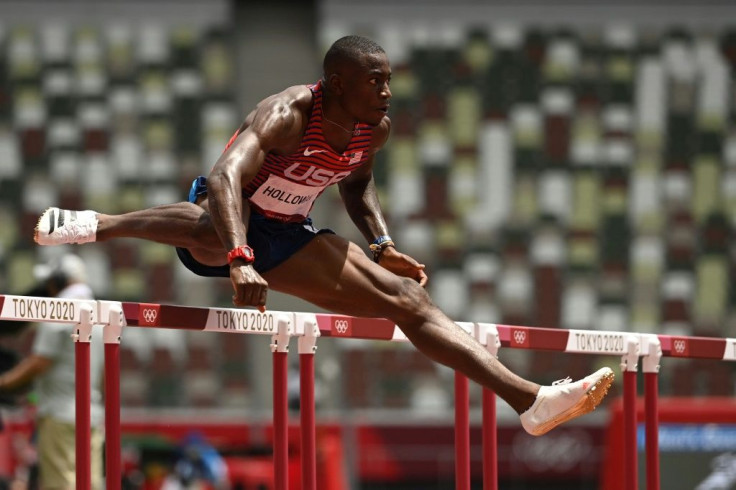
[520,367,615,436]
[34,208,99,245]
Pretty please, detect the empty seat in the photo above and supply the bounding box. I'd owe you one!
[106,25,136,83]
[542,87,573,165]
[0,128,21,179]
[430,268,468,319]
[8,27,41,84]
[693,254,729,331]
[561,275,597,331]
[691,155,721,223]
[531,222,566,327]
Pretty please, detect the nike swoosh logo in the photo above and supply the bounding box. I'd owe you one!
[304,147,326,156]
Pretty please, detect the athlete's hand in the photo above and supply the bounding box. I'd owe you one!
[378,247,428,287]
[230,261,269,311]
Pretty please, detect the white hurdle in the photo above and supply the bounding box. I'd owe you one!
[0,295,97,490]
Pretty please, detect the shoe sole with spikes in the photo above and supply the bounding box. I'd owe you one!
[522,367,615,436]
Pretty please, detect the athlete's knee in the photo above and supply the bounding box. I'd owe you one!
[187,204,219,248]
[391,277,434,325]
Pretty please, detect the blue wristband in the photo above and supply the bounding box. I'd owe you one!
[369,235,395,262]
[371,235,393,246]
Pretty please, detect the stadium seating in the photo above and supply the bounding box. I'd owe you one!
[2,23,735,407]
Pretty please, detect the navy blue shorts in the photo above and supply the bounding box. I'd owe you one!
[175,176,334,277]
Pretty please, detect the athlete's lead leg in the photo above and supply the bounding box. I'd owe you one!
[263,234,614,436]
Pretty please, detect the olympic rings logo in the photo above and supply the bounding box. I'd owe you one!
[513,330,526,345]
[334,319,349,335]
[142,308,158,324]
[673,340,686,354]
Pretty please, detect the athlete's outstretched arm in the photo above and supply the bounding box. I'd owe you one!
[338,118,427,286]
[338,158,390,245]
[207,93,306,309]
[338,116,393,242]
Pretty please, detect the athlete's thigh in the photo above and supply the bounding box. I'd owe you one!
[186,195,250,266]
[262,233,410,318]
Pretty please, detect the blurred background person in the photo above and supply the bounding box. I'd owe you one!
[0,254,104,490]
[160,432,229,490]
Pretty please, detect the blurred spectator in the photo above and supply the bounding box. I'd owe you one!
[161,432,229,490]
[0,254,104,490]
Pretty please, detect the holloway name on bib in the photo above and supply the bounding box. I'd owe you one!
[249,174,324,217]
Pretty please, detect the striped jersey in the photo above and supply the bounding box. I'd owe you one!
[224,81,374,223]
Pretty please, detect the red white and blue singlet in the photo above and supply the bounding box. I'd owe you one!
[224,81,374,223]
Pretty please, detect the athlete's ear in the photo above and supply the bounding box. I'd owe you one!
[327,73,344,95]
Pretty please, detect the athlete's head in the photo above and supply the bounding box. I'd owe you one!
[323,35,391,125]
[323,35,385,76]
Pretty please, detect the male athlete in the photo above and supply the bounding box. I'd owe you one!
[34,35,613,435]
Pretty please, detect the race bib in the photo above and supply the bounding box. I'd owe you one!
[249,174,323,217]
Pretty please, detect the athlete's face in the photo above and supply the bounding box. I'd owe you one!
[339,52,392,125]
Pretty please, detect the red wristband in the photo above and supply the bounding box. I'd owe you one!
[227,245,255,264]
